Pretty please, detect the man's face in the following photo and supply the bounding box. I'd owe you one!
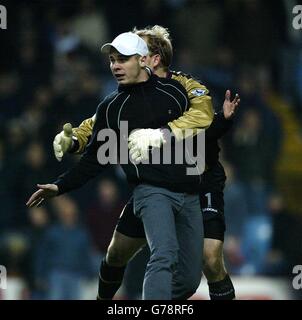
[109,49,144,85]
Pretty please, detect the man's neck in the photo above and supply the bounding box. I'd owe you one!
[154,68,168,78]
[137,69,150,82]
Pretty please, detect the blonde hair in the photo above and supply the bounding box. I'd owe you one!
[133,25,173,71]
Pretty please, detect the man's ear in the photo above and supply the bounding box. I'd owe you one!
[139,56,147,68]
[152,54,161,68]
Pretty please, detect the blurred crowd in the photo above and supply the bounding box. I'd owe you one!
[0,0,302,299]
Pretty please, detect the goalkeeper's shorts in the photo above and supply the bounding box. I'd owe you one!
[115,197,145,238]
[199,162,226,242]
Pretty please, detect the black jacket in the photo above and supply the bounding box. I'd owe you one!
[55,74,203,194]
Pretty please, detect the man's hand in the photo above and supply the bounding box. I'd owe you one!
[26,184,59,208]
[53,123,74,161]
[128,128,166,162]
[223,90,240,119]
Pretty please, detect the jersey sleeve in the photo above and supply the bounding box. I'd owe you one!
[54,107,106,195]
[72,114,96,154]
[169,73,214,140]
[206,111,233,140]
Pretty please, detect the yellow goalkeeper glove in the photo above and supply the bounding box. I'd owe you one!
[53,123,73,162]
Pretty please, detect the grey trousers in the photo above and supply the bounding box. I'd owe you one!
[133,184,203,300]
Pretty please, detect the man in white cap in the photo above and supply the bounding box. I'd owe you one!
[27,32,205,300]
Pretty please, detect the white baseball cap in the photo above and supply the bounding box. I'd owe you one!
[101,32,149,56]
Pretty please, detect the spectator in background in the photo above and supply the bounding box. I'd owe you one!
[11,142,51,228]
[3,122,31,228]
[230,108,269,215]
[17,41,41,104]
[102,0,169,38]
[223,0,282,67]
[265,193,302,277]
[72,0,109,53]
[279,0,302,120]
[0,72,21,121]
[38,196,94,300]
[223,161,249,239]
[51,20,102,126]
[224,67,282,215]
[85,178,124,256]
[21,86,54,140]
[0,232,30,299]
[222,161,248,274]
[26,207,50,299]
[173,0,223,66]
[5,120,27,160]
[0,139,14,230]
[199,46,236,106]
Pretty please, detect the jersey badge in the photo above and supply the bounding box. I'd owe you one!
[191,89,206,96]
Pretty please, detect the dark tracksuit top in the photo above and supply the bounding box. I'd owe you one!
[55,74,203,195]
[69,70,232,174]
